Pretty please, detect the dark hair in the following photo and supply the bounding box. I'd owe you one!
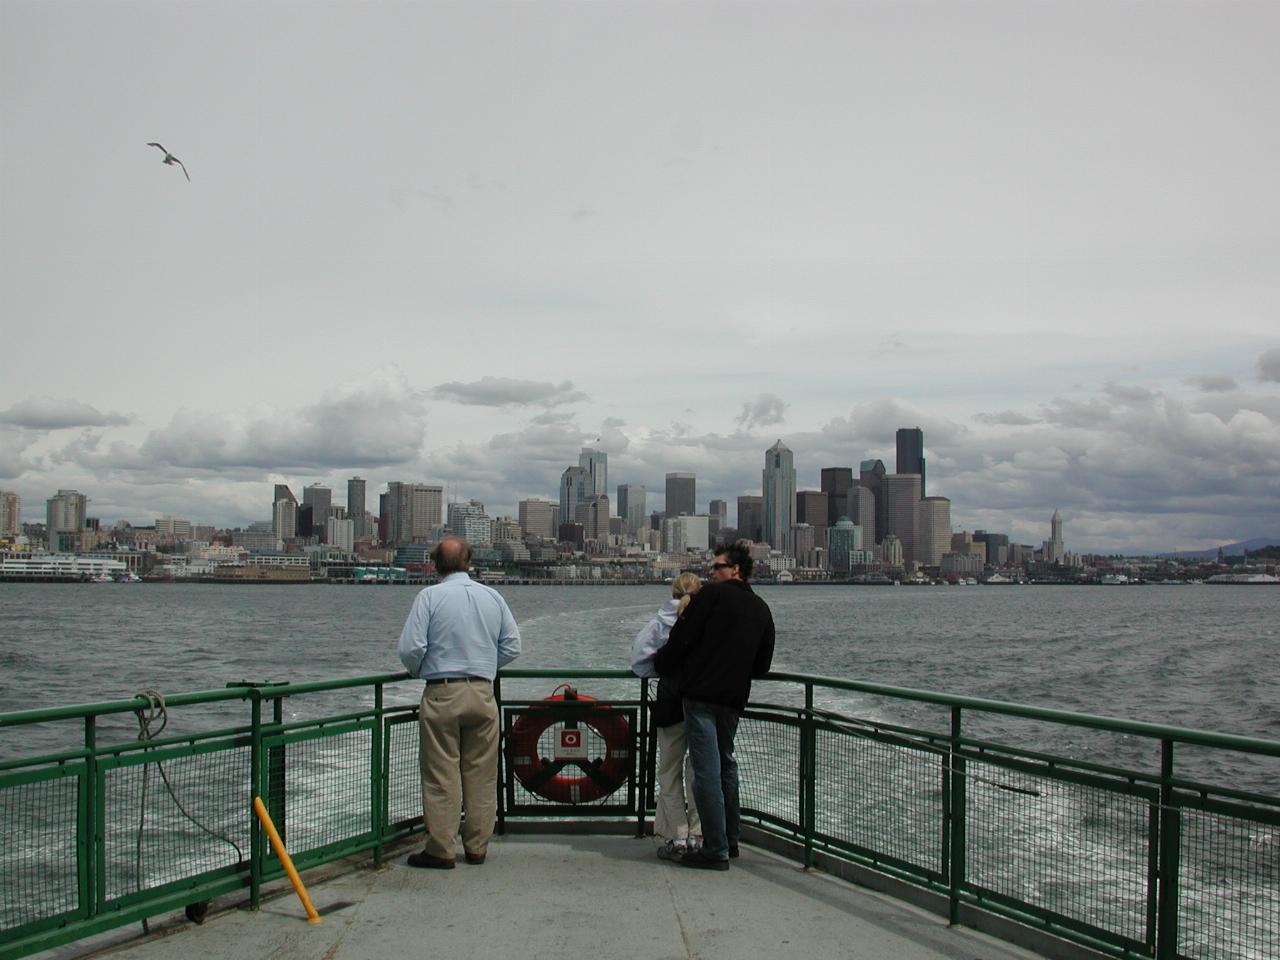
[717,541,754,580]
[432,537,472,576]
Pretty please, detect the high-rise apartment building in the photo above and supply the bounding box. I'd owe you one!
[762,440,796,551]
[271,484,297,541]
[665,473,696,517]
[326,516,355,554]
[518,498,557,539]
[0,491,20,538]
[155,516,192,540]
[448,500,493,545]
[560,467,589,531]
[882,473,922,563]
[896,427,926,496]
[579,447,608,502]
[347,477,367,539]
[859,459,887,544]
[820,468,854,528]
[384,482,444,546]
[916,496,952,566]
[46,489,88,538]
[617,484,646,536]
[736,495,763,542]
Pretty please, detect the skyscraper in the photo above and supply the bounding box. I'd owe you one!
[384,482,444,546]
[736,495,763,542]
[347,477,367,539]
[882,473,921,563]
[0,491,20,538]
[560,467,589,531]
[845,485,876,548]
[828,518,864,574]
[762,440,796,551]
[820,467,854,528]
[859,459,887,545]
[917,496,952,566]
[794,490,829,550]
[896,427,925,496]
[1043,509,1065,563]
[617,484,646,536]
[665,472,696,517]
[518,498,557,539]
[46,489,87,538]
[579,447,608,502]
[271,484,297,542]
[303,484,333,539]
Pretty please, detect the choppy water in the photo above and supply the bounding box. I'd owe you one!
[2,582,1278,782]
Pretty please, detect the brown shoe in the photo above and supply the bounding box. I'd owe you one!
[407,851,455,869]
[464,851,486,865]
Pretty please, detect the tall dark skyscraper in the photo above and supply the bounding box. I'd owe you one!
[896,427,925,496]
[665,472,696,517]
[820,467,853,527]
[859,459,887,545]
[736,495,763,542]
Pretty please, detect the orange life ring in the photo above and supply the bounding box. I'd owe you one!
[508,686,632,804]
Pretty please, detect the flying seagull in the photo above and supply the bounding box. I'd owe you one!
[146,142,190,182]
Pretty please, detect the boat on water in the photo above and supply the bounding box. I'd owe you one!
[1,668,1277,960]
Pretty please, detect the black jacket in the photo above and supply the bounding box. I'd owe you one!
[653,579,775,711]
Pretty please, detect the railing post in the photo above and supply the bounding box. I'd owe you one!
[371,682,385,865]
[494,675,505,835]
[248,691,263,910]
[80,715,98,921]
[637,677,650,839]
[802,682,815,869]
[268,695,285,844]
[947,705,965,926]
[1155,739,1181,960]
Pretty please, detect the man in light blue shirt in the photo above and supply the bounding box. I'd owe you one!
[398,537,521,868]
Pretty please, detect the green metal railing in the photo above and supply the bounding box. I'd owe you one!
[2,669,1278,960]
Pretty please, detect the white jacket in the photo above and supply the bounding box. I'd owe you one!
[630,598,680,678]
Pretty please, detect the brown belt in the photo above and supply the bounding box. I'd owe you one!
[425,676,490,685]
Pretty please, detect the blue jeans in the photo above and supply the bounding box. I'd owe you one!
[681,698,741,861]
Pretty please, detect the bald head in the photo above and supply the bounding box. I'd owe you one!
[432,537,472,576]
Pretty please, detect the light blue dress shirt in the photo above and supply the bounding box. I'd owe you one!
[397,572,521,681]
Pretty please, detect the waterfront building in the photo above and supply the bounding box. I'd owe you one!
[0,491,19,538]
[881,474,921,562]
[951,532,987,563]
[974,530,1009,565]
[384,482,444,546]
[794,490,829,551]
[827,518,864,575]
[560,467,589,531]
[617,484,646,536]
[916,496,952,566]
[518,498,557,540]
[737,495,763,542]
[881,533,904,570]
[1042,509,1066,564]
[820,468,853,528]
[941,552,984,577]
[859,459,886,544]
[347,477,367,539]
[579,447,608,503]
[762,440,796,550]
[665,472,696,517]
[896,427,926,496]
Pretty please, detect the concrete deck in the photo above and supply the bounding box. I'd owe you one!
[57,835,1046,960]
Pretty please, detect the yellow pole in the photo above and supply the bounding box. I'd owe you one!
[252,795,322,924]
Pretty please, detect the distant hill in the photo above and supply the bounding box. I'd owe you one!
[1155,538,1280,560]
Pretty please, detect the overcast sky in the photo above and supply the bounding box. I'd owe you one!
[3,0,1279,553]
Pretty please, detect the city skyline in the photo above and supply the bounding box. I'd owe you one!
[2,2,1279,554]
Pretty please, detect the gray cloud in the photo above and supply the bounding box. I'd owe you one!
[0,397,131,430]
[972,410,1040,426]
[1040,398,1112,429]
[1260,348,1280,383]
[432,378,587,408]
[1184,374,1239,393]
[735,393,787,430]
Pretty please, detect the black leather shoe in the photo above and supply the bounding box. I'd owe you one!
[464,851,486,865]
[407,851,455,869]
[679,849,730,871]
[728,845,740,859]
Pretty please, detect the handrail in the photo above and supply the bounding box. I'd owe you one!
[3,666,1279,757]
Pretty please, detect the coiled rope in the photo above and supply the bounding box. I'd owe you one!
[133,690,244,931]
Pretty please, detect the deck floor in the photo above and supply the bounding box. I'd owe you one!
[60,835,1045,960]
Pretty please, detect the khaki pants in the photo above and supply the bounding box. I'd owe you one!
[654,722,700,845]
[418,679,499,860]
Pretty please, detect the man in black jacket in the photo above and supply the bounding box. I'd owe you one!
[653,541,775,869]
